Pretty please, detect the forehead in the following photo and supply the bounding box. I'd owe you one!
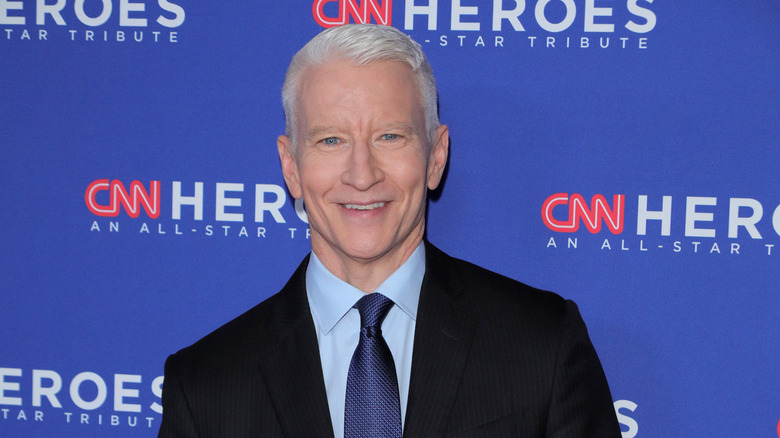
[295,59,425,133]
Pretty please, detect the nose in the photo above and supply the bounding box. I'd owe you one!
[341,140,384,190]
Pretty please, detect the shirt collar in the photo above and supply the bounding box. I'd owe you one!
[306,242,425,335]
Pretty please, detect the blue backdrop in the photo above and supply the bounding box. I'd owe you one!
[2,1,779,436]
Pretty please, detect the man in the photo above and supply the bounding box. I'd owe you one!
[159,24,621,437]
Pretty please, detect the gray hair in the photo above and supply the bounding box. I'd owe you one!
[281,24,439,151]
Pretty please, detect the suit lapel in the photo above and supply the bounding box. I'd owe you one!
[404,243,478,438]
[256,256,335,438]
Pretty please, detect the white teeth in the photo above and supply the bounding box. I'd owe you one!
[344,202,386,211]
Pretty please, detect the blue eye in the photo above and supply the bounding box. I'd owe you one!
[381,134,399,141]
[321,137,339,146]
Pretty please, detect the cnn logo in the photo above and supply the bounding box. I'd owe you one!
[542,193,625,234]
[85,179,160,219]
[313,0,392,28]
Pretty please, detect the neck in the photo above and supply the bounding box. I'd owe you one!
[311,230,424,293]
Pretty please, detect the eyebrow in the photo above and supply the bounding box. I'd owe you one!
[305,126,339,141]
[381,122,417,136]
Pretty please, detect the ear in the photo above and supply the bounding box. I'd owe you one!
[426,124,449,190]
[277,135,303,199]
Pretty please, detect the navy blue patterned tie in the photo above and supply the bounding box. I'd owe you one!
[344,293,402,438]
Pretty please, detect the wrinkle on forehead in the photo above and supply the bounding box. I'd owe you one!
[294,60,426,142]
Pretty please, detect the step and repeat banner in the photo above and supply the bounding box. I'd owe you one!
[2,1,779,437]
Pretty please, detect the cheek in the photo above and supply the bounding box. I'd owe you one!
[393,162,429,200]
[298,163,339,194]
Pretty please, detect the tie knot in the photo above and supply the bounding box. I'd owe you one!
[354,293,394,329]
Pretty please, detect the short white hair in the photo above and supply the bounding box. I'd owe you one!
[281,24,439,151]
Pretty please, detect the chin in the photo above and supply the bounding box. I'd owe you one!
[345,244,387,261]
[340,236,394,260]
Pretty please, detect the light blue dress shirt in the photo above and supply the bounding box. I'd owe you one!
[306,243,425,438]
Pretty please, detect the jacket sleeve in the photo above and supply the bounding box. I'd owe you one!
[157,353,200,438]
[545,300,622,438]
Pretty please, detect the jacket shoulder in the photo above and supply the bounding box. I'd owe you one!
[425,243,569,325]
[168,254,310,369]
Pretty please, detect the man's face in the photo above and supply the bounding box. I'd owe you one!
[278,59,448,271]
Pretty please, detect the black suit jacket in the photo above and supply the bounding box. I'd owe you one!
[159,242,621,437]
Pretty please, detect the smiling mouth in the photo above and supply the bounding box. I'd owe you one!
[343,202,386,211]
